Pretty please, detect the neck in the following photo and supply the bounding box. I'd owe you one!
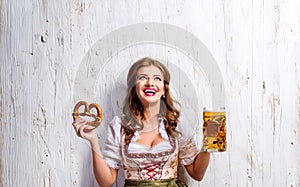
[140,103,160,133]
[143,103,160,121]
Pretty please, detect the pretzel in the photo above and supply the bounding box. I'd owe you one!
[72,101,102,131]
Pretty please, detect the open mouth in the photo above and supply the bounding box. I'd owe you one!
[143,88,157,96]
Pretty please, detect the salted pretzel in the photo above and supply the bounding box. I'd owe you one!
[72,101,102,130]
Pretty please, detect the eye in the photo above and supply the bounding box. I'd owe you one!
[138,75,147,81]
[154,76,162,81]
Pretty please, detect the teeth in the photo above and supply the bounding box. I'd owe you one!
[144,89,156,94]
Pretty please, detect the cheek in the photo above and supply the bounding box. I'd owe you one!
[159,84,165,94]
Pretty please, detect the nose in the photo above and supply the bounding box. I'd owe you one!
[146,77,155,86]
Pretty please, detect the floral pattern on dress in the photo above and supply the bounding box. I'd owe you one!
[101,116,199,181]
[122,134,179,180]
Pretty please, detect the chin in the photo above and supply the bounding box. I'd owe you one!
[141,98,161,106]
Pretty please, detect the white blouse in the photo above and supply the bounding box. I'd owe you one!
[101,116,198,180]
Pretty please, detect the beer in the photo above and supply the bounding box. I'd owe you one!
[202,108,226,152]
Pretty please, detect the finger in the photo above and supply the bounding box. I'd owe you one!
[72,121,78,127]
[73,118,87,127]
[73,120,87,135]
[72,121,80,129]
[74,117,84,123]
[77,124,90,138]
[74,117,88,124]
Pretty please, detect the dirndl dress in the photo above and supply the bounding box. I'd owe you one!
[102,116,198,187]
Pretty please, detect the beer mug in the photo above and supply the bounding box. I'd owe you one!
[202,107,226,152]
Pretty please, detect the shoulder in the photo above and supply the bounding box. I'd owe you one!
[109,115,122,126]
[177,115,196,141]
[105,116,122,138]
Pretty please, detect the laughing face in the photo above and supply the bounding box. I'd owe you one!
[134,65,165,107]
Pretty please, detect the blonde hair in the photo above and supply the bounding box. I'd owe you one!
[122,57,180,143]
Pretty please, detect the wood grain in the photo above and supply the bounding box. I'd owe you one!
[0,0,299,186]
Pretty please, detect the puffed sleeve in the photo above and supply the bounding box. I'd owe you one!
[177,116,199,166]
[101,116,122,169]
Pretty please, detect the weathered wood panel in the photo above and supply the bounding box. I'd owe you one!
[0,0,299,187]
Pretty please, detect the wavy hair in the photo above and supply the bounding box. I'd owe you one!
[121,57,180,143]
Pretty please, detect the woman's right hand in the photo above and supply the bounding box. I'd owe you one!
[72,118,98,143]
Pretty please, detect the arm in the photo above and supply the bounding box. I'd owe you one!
[73,118,118,187]
[184,151,210,181]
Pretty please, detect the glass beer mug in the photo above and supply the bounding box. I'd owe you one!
[202,107,226,152]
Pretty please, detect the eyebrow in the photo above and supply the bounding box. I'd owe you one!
[137,74,162,77]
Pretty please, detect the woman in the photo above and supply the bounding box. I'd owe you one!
[73,57,210,186]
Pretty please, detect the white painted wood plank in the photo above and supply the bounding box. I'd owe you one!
[0,0,299,187]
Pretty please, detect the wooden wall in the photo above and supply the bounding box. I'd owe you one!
[0,0,299,186]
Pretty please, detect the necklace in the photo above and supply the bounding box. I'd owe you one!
[140,120,160,133]
[140,125,159,133]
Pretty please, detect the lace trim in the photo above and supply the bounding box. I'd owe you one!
[124,135,176,159]
[104,159,121,169]
[131,117,169,144]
